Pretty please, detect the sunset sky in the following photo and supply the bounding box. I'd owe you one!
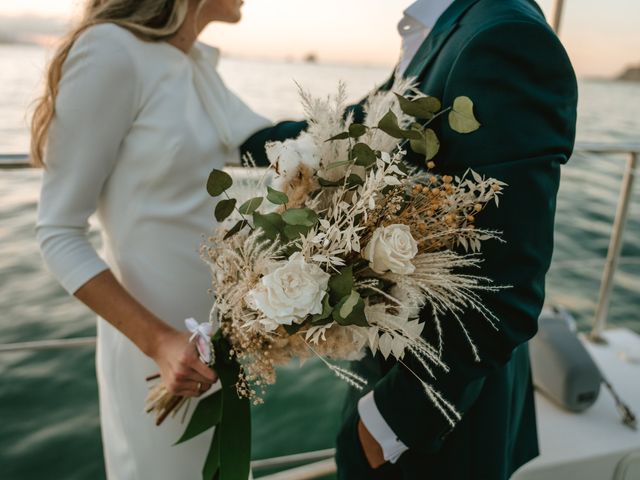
[0,0,638,77]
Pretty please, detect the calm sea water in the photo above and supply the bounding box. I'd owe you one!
[1,44,639,479]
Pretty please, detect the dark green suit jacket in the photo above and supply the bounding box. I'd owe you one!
[242,1,578,478]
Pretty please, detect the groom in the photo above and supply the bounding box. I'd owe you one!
[242,0,578,478]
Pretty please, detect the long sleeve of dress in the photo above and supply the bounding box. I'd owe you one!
[35,26,139,295]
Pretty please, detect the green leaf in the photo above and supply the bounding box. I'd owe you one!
[424,128,440,161]
[284,224,311,240]
[328,266,353,305]
[311,294,334,324]
[449,96,481,133]
[378,110,423,140]
[214,199,236,222]
[253,212,284,240]
[332,290,367,326]
[266,187,289,205]
[410,134,426,156]
[215,343,251,480]
[223,220,248,240]
[174,390,223,446]
[238,197,263,215]
[207,169,233,197]
[201,423,221,480]
[327,132,349,142]
[351,143,377,168]
[318,176,344,187]
[346,174,364,188]
[283,322,304,335]
[282,208,319,227]
[348,123,368,138]
[395,93,441,119]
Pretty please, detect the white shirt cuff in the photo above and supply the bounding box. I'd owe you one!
[357,391,409,464]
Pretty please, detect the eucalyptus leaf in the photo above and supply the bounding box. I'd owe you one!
[318,176,344,187]
[223,220,248,240]
[311,295,334,324]
[333,290,367,326]
[206,169,233,197]
[449,96,481,133]
[351,143,377,168]
[394,93,441,119]
[283,323,304,335]
[425,128,440,161]
[214,199,236,222]
[253,212,284,240]
[266,187,289,205]
[410,134,426,156]
[328,266,353,305]
[282,208,319,227]
[378,110,423,140]
[327,132,350,142]
[238,197,263,215]
[348,123,368,138]
[284,224,311,240]
[346,174,364,188]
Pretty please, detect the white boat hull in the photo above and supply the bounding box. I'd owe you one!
[513,328,640,480]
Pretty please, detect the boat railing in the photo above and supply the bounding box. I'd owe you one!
[1,142,639,478]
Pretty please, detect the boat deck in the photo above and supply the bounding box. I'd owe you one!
[514,328,640,480]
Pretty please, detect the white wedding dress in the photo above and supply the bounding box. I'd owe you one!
[35,23,270,479]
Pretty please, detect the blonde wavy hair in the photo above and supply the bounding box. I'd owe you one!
[30,0,205,168]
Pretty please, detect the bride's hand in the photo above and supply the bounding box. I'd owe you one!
[150,327,218,398]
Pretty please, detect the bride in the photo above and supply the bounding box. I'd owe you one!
[30,0,294,477]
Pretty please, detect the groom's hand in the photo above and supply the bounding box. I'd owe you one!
[357,419,386,468]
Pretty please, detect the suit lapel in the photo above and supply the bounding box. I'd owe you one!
[403,0,481,79]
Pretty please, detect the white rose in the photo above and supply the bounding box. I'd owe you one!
[247,252,330,329]
[362,224,418,274]
[266,132,320,186]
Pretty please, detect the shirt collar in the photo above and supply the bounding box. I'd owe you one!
[403,0,455,30]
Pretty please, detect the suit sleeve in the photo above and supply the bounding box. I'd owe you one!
[239,92,370,167]
[371,20,578,452]
[239,121,308,167]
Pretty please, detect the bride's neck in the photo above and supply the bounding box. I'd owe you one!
[167,9,206,54]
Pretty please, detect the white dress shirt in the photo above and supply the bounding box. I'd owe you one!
[398,0,455,76]
[358,0,454,465]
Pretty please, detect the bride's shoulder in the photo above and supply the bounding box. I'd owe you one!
[73,23,140,58]
[192,41,221,67]
[63,23,140,83]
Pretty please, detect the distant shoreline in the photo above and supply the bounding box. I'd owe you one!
[0,35,39,46]
[617,65,640,82]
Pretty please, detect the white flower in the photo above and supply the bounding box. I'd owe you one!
[266,132,320,189]
[362,224,418,274]
[247,252,330,329]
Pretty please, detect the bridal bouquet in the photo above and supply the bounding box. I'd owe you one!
[146,78,506,480]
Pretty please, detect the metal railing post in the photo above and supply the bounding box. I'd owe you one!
[552,0,566,34]
[590,152,638,343]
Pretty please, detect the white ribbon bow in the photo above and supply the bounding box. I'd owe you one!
[184,318,214,364]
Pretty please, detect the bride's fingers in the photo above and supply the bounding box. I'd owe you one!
[188,356,218,383]
[186,368,218,386]
[177,381,210,398]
